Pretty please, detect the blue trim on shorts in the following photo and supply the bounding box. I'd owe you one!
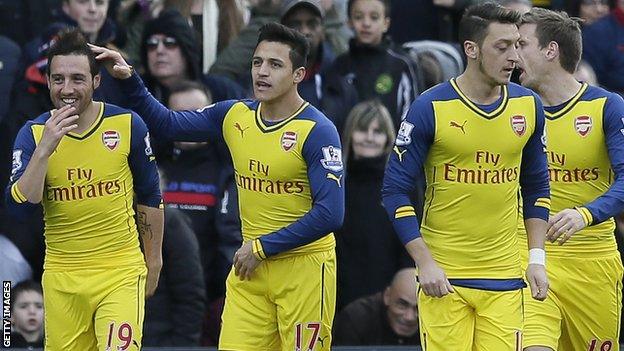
[448,278,526,291]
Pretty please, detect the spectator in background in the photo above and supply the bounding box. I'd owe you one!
[336,100,412,310]
[333,268,420,346]
[143,209,206,347]
[574,60,599,85]
[11,0,122,132]
[209,0,281,86]
[0,235,33,286]
[140,9,246,108]
[280,0,358,133]
[566,0,610,26]
[499,0,532,14]
[329,0,421,129]
[9,280,44,349]
[582,0,624,95]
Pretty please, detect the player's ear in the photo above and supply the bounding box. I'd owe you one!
[293,67,305,84]
[544,40,558,62]
[93,73,101,90]
[464,40,479,60]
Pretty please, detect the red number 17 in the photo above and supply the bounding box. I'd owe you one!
[295,322,321,351]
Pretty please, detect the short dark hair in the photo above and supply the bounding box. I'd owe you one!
[10,280,43,311]
[47,28,100,77]
[256,22,310,70]
[521,8,582,73]
[347,0,392,18]
[168,80,213,105]
[459,2,521,47]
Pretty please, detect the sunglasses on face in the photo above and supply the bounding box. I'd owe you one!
[146,36,178,50]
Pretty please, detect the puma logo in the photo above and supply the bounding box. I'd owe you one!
[234,122,249,137]
[318,335,330,348]
[449,120,467,134]
[326,173,342,187]
[393,146,407,162]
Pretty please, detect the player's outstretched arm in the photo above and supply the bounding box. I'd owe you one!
[90,44,229,143]
[8,105,78,207]
[137,204,164,298]
[405,238,454,297]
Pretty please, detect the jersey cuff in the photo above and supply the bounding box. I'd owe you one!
[252,239,267,260]
[575,206,593,226]
[533,197,551,211]
[395,205,417,219]
[11,183,27,204]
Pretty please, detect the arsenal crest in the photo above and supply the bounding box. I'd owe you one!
[575,116,592,137]
[102,130,120,150]
[510,115,526,136]
[281,131,297,151]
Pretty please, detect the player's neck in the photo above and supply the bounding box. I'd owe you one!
[260,90,305,122]
[455,71,502,105]
[535,72,582,107]
[75,101,101,134]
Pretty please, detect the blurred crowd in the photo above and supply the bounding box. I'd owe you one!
[1,0,623,347]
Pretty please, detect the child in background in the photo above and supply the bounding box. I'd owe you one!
[10,280,44,348]
[328,0,422,129]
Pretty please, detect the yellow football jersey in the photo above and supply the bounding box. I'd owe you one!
[384,79,550,286]
[8,102,162,270]
[518,84,624,257]
[112,75,344,260]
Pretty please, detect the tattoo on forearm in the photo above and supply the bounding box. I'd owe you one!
[137,210,154,240]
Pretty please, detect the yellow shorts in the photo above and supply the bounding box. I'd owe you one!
[42,266,147,351]
[419,286,522,351]
[522,253,623,350]
[219,249,336,351]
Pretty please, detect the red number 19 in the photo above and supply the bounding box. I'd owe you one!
[106,322,133,350]
[588,339,613,351]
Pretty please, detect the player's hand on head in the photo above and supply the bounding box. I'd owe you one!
[546,208,587,245]
[38,105,78,157]
[417,260,454,298]
[526,264,548,301]
[88,43,133,80]
[233,241,261,281]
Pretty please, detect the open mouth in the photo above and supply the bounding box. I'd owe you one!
[256,81,271,90]
[62,98,77,105]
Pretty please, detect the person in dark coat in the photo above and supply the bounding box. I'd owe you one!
[280,0,359,134]
[143,209,206,346]
[336,100,412,310]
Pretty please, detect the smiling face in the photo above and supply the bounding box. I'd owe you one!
[349,0,390,46]
[62,0,109,38]
[47,54,100,115]
[383,275,419,337]
[251,40,304,102]
[351,118,388,159]
[472,22,521,85]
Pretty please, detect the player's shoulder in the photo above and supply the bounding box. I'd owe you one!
[507,82,539,100]
[298,103,338,131]
[582,84,621,103]
[416,80,457,103]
